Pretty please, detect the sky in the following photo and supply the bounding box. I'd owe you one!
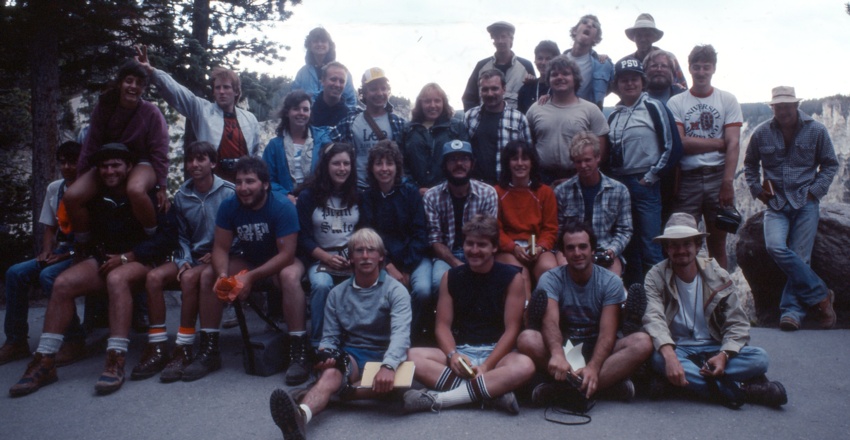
[241,0,850,110]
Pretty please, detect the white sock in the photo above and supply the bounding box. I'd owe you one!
[148,325,168,343]
[435,383,474,407]
[106,337,130,353]
[201,328,220,334]
[176,331,195,346]
[36,333,64,354]
[299,404,312,424]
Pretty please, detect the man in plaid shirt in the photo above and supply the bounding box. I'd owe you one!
[464,69,532,185]
[554,132,632,276]
[743,86,838,332]
[424,140,498,297]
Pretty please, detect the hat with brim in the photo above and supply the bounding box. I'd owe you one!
[653,212,709,242]
[91,143,136,165]
[486,21,515,35]
[769,86,803,105]
[625,13,663,42]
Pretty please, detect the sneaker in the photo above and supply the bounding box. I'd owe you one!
[483,391,520,415]
[9,353,58,397]
[131,342,170,380]
[605,378,635,402]
[222,303,239,329]
[622,283,647,335]
[531,381,579,407]
[270,388,307,440]
[182,331,221,382]
[526,288,549,331]
[94,349,126,395]
[160,344,193,383]
[55,339,87,367]
[0,341,30,365]
[779,315,801,332]
[403,389,441,414]
[285,334,310,386]
[814,289,836,329]
[743,380,788,407]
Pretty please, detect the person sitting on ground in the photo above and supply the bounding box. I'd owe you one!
[404,215,535,415]
[643,213,788,407]
[130,141,235,383]
[10,143,172,397]
[518,221,653,405]
[554,132,632,276]
[64,60,169,256]
[187,157,301,383]
[263,90,330,203]
[279,142,362,356]
[1,141,86,367]
[269,228,411,440]
[494,140,558,299]
[361,140,431,341]
[401,82,468,195]
[291,27,358,113]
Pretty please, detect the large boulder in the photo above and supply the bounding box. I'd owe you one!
[736,203,850,327]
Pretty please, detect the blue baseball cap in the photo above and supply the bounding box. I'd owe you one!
[441,140,473,161]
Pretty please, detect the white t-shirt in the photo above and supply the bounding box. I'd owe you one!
[39,179,64,227]
[671,275,713,346]
[667,88,743,170]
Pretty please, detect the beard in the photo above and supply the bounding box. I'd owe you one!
[446,173,471,186]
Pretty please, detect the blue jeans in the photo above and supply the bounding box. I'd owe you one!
[617,175,663,285]
[4,256,84,344]
[307,262,344,346]
[408,258,433,337]
[430,250,466,296]
[651,344,769,399]
[763,199,828,322]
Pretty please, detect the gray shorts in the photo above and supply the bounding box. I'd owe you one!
[673,165,724,223]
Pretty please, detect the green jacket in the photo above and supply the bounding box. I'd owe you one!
[643,256,750,354]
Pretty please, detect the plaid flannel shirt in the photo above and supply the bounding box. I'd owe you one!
[464,105,532,179]
[423,179,498,248]
[744,110,838,210]
[554,171,632,256]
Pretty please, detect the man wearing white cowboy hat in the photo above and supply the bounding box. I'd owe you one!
[743,86,838,332]
[642,212,788,407]
[624,13,688,91]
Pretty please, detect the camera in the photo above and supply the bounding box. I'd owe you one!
[593,247,614,267]
[219,158,238,172]
[715,206,742,234]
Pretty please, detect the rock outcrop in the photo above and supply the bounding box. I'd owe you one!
[736,203,850,327]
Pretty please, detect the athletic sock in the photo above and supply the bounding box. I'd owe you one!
[148,325,167,343]
[176,327,196,346]
[106,337,130,353]
[200,328,220,335]
[299,404,312,424]
[435,366,465,391]
[36,333,64,355]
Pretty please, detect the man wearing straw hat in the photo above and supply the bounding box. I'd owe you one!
[743,86,838,332]
[623,13,688,91]
[642,213,787,407]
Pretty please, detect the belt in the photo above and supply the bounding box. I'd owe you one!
[682,165,724,175]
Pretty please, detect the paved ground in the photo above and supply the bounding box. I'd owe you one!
[1,297,848,440]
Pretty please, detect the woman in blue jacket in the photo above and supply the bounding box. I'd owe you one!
[291,27,357,113]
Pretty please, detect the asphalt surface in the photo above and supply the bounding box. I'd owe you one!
[1,295,848,440]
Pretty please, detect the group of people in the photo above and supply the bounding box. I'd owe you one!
[1,11,840,440]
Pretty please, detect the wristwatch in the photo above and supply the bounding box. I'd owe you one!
[380,363,395,371]
[120,254,129,265]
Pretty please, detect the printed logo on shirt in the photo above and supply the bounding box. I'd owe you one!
[236,222,270,242]
[684,103,722,139]
[359,128,388,142]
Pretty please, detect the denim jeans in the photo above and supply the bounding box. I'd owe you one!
[651,344,769,399]
[4,256,85,344]
[616,174,664,285]
[430,249,466,296]
[307,262,342,345]
[408,258,433,337]
[763,199,828,322]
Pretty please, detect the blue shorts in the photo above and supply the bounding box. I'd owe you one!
[456,343,497,367]
[344,346,384,374]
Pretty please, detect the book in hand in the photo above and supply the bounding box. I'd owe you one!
[762,179,776,198]
[357,361,416,389]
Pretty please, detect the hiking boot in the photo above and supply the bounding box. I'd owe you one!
[743,380,788,407]
[285,334,310,386]
[160,344,193,383]
[526,288,549,331]
[270,388,307,440]
[531,381,580,407]
[604,378,636,402]
[94,349,126,395]
[55,339,87,367]
[0,341,30,365]
[779,315,801,332]
[182,331,221,382]
[9,352,57,397]
[222,303,238,329]
[403,389,441,413]
[131,342,170,380]
[483,391,520,415]
[814,289,836,329]
[623,283,647,335]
